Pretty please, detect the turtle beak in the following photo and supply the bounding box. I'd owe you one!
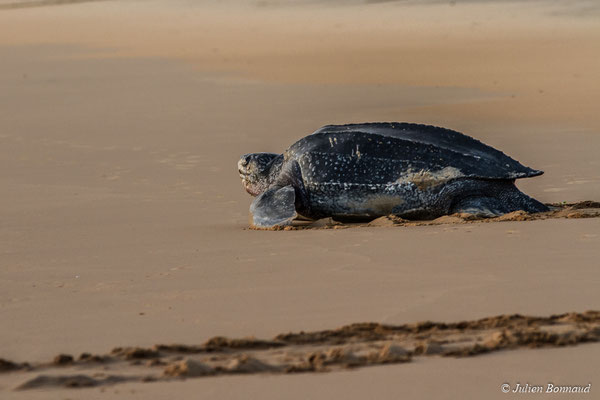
[241,179,260,196]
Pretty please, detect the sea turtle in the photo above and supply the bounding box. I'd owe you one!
[238,123,548,228]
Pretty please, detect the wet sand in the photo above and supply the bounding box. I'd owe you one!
[1,0,599,398]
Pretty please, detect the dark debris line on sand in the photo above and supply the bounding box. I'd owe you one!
[0,0,108,10]
[3,311,600,391]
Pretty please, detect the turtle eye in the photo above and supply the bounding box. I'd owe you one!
[238,158,250,173]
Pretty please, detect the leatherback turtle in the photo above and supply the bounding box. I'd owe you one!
[238,123,548,228]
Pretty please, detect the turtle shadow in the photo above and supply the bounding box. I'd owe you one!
[255,200,600,230]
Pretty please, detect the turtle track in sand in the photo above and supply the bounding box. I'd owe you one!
[3,311,600,391]
[250,201,600,230]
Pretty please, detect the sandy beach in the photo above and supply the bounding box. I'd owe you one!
[1,0,599,398]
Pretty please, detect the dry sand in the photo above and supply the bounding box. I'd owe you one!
[1,0,599,398]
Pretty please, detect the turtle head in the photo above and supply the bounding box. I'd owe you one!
[238,153,281,196]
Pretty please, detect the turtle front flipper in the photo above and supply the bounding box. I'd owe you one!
[250,185,297,229]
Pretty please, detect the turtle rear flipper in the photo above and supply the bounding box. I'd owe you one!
[450,183,549,217]
[451,197,507,217]
[250,185,297,229]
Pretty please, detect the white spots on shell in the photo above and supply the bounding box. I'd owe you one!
[395,166,464,190]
